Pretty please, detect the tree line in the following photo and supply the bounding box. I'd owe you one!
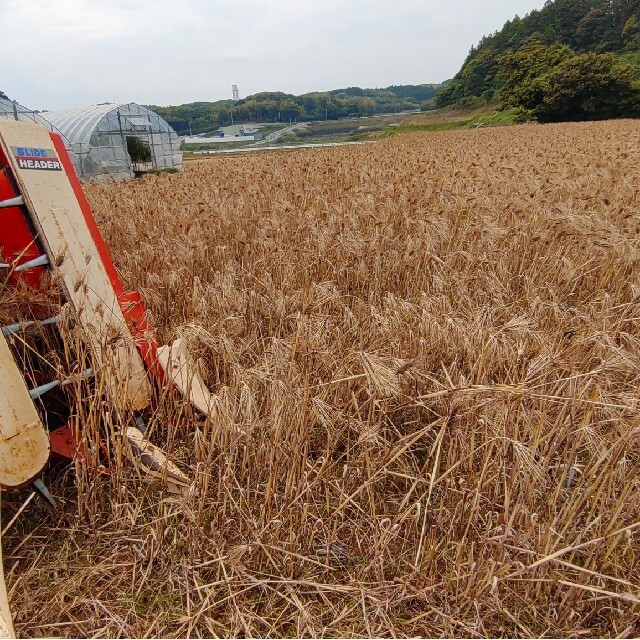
[151,85,441,136]
[437,0,640,122]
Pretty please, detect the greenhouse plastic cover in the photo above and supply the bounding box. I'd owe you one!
[44,103,124,144]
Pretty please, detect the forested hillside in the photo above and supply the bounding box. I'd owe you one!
[437,0,640,121]
[152,85,440,135]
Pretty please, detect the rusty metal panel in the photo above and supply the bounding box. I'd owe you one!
[0,331,49,489]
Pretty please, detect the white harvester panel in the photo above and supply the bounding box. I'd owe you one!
[0,120,151,412]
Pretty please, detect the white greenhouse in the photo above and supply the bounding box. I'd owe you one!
[44,103,183,180]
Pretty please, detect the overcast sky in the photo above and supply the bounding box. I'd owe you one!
[1,0,547,110]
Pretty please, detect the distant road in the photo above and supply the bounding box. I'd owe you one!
[259,122,309,144]
[191,140,370,156]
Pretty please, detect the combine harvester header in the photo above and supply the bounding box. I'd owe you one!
[0,120,214,637]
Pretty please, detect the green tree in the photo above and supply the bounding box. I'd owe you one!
[622,13,640,47]
[279,98,305,121]
[436,48,500,106]
[497,39,574,109]
[535,52,638,121]
[342,96,376,116]
[436,0,640,108]
[576,9,615,50]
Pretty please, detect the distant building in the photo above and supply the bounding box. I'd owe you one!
[219,125,248,137]
[183,126,262,145]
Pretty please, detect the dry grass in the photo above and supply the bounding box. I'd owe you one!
[3,119,640,637]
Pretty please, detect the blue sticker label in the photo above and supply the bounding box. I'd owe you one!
[11,146,62,171]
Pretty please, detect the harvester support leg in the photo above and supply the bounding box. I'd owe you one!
[0,495,16,639]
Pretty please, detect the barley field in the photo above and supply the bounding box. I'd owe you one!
[4,120,640,637]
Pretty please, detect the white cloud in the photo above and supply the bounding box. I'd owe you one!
[3,0,206,39]
[0,0,547,109]
[5,0,137,39]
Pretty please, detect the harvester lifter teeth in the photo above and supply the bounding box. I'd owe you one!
[32,478,56,508]
[28,380,60,400]
[1,315,60,337]
[134,415,148,434]
[0,255,50,272]
[13,255,49,271]
[0,195,24,209]
[28,368,94,400]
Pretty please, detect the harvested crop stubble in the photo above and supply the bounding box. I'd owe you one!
[4,120,640,637]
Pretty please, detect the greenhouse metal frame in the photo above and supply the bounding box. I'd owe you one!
[0,96,79,166]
